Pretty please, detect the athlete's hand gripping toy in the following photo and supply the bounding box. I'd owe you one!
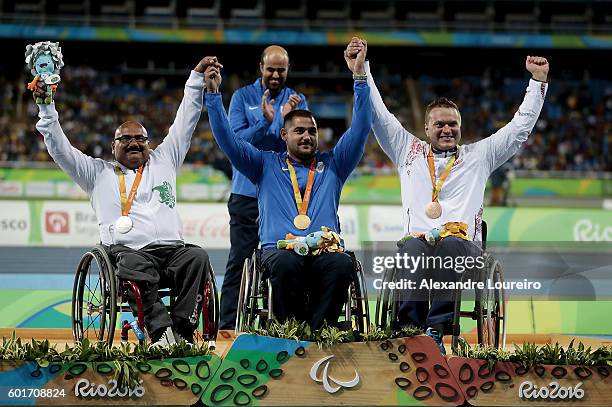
[25,41,64,104]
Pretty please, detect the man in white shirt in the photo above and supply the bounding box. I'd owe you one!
[33,56,221,348]
[345,38,549,353]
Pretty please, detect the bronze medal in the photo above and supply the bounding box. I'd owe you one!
[426,146,457,219]
[293,214,311,230]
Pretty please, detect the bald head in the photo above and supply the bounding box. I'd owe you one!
[260,45,289,65]
[115,121,148,139]
[260,45,289,95]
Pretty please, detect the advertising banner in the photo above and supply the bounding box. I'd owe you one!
[0,200,610,246]
[2,168,608,202]
[41,201,99,246]
[484,208,612,242]
[366,205,404,242]
[179,203,231,249]
[338,205,360,250]
[0,201,30,245]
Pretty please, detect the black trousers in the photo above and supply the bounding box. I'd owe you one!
[262,249,353,330]
[109,243,211,338]
[219,193,259,329]
[396,237,482,332]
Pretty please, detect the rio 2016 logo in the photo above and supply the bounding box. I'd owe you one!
[519,381,584,400]
[74,378,145,399]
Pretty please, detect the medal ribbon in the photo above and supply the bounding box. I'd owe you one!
[427,147,457,202]
[115,165,144,216]
[286,159,316,216]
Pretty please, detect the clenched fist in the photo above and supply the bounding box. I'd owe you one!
[344,36,367,75]
[204,64,222,93]
[526,56,549,82]
[195,56,223,74]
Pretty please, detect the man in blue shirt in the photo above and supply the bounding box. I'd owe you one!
[205,44,372,329]
[220,46,308,329]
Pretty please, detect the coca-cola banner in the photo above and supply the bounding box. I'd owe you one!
[179,203,231,249]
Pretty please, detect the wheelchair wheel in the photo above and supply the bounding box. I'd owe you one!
[375,266,401,329]
[250,251,270,329]
[479,257,506,348]
[200,265,219,342]
[347,254,370,334]
[235,253,255,333]
[452,255,507,350]
[72,246,117,345]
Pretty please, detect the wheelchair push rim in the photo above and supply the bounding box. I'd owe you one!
[348,254,370,335]
[199,266,219,342]
[375,266,402,330]
[482,259,506,349]
[235,253,254,333]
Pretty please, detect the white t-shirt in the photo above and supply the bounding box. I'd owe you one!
[365,61,548,241]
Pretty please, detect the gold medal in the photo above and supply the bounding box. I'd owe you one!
[287,159,316,231]
[293,214,311,230]
[425,201,442,219]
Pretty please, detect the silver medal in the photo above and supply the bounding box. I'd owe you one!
[115,215,133,234]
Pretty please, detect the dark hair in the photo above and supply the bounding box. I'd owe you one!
[424,97,460,123]
[283,110,315,129]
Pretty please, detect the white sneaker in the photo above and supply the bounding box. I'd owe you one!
[149,327,177,349]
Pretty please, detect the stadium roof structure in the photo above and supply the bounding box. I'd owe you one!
[1,0,612,48]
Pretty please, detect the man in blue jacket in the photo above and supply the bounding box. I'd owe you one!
[205,44,372,329]
[220,46,308,329]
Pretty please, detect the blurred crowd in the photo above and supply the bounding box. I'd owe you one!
[420,71,612,172]
[0,65,610,173]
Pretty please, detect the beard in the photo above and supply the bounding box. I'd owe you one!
[290,144,316,163]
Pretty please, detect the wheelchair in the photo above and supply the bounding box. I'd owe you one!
[375,221,507,350]
[71,244,219,346]
[235,249,370,334]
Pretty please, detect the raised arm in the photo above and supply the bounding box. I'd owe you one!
[345,37,415,166]
[34,83,101,194]
[333,41,373,182]
[477,56,549,173]
[204,63,264,183]
[154,57,219,169]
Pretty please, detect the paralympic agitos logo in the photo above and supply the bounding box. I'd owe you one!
[309,355,360,394]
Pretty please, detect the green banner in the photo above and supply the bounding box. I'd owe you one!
[484,207,612,241]
[1,168,608,203]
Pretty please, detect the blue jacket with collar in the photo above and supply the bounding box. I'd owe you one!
[228,78,308,198]
[207,81,372,248]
